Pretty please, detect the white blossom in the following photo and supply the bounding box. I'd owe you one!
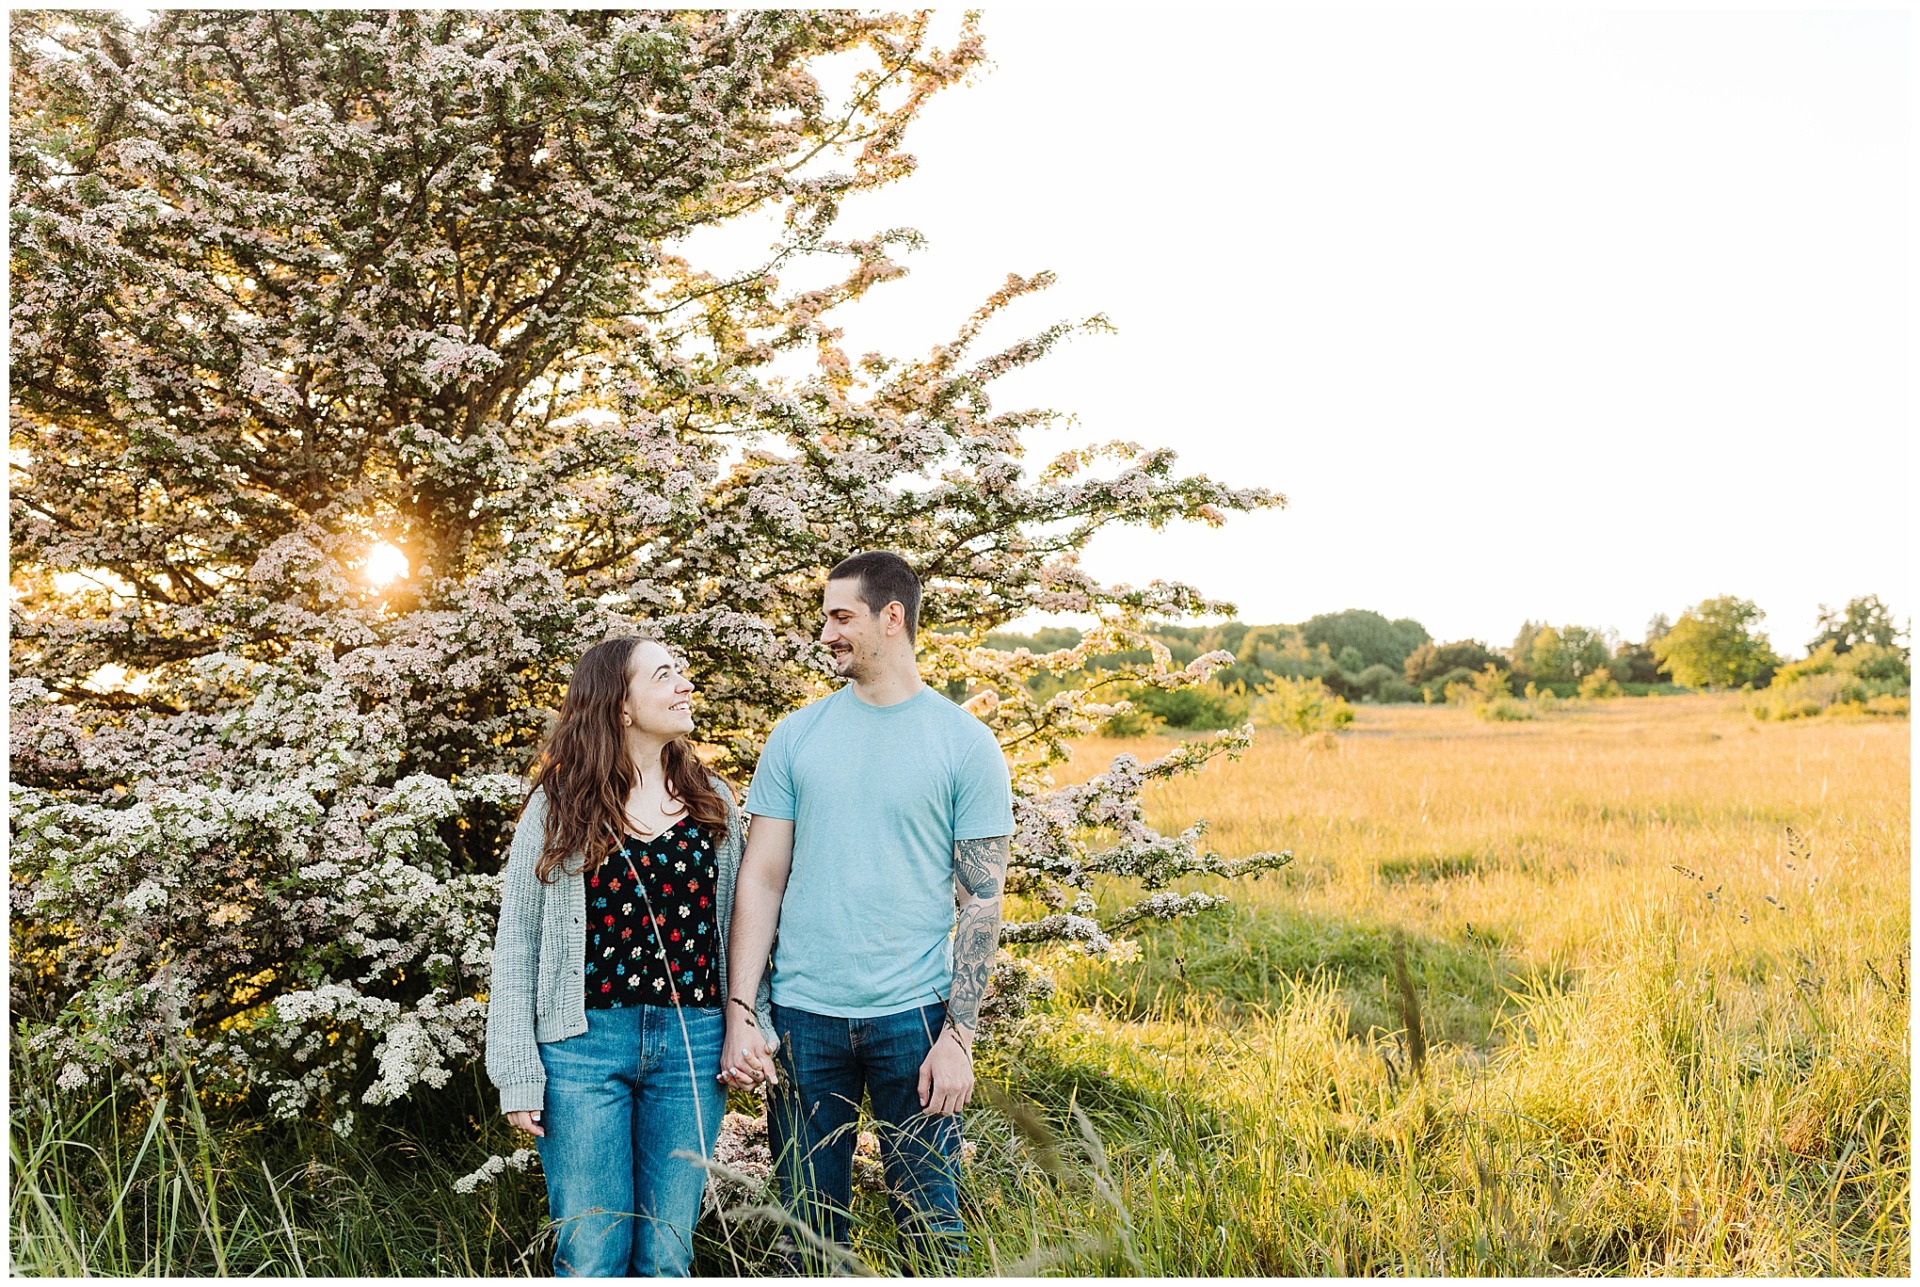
[453,1147,539,1195]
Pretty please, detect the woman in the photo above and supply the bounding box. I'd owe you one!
[484,635,775,1277]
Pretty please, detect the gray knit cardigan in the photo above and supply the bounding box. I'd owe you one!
[483,778,777,1116]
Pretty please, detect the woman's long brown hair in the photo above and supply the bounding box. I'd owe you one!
[523,635,731,883]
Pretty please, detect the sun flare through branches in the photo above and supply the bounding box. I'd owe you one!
[362,542,410,588]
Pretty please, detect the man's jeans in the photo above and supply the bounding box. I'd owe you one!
[766,1000,965,1273]
[536,1005,725,1277]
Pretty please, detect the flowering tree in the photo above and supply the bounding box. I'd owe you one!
[10,9,1286,1129]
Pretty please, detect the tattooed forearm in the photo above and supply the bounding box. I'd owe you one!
[947,900,999,1037]
[955,835,1008,901]
[948,835,1010,1039]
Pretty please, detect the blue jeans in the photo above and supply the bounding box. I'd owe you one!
[536,1005,725,1277]
[766,1000,965,1274]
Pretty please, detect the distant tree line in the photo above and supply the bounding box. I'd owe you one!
[975,595,1909,729]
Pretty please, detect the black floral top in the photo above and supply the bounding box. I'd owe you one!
[583,819,721,1009]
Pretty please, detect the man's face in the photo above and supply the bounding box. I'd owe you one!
[820,576,888,680]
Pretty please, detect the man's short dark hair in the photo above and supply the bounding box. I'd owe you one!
[827,551,921,642]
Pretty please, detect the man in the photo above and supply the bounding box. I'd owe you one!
[720,550,1012,1272]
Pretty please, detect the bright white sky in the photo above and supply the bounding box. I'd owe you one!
[731,7,1912,655]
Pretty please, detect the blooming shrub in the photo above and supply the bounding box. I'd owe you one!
[10,10,1286,1129]
[1577,668,1624,700]
[1444,665,1531,722]
[1251,676,1354,738]
[1748,642,1911,721]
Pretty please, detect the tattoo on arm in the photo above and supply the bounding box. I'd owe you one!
[948,835,1010,1039]
[955,835,1008,901]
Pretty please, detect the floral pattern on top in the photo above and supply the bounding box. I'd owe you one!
[582,818,720,1010]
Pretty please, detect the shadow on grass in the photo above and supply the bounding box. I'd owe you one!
[1053,902,1571,1052]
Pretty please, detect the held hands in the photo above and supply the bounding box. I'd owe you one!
[506,1108,545,1137]
[720,1002,778,1089]
[917,1025,974,1116]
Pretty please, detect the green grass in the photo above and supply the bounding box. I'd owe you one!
[7,1062,554,1276]
[10,695,1908,1274]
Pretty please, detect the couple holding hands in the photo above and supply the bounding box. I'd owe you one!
[484,552,1013,1276]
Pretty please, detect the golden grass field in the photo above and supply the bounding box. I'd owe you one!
[10,693,1906,1275]
[1074,694,1907,1007]
[964,694,1910,1274]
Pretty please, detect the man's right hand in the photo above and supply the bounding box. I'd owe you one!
[720,1009,778,1088]
[506,1108,545,1137]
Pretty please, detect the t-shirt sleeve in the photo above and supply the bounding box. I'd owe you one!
[745,716,796,820]
[952,726,1015,841]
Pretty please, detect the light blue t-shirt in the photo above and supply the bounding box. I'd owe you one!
[745,684,1015,1018]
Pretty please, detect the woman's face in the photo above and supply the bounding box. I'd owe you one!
[620,640,696,739]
